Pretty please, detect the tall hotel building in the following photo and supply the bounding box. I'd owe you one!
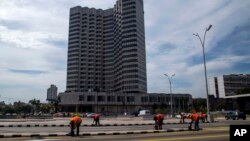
[66,0,147,94]
[59,0,192,113]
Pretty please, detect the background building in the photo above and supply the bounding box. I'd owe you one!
[209,74,250,98]
[209,74,250,113]
[60,0,192,114]
[66,0,146,94]
[47,84,58,102]
[58,92,192,114]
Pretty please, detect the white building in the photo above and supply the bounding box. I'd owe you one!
[47,84,58,102]
[209,74,250,98]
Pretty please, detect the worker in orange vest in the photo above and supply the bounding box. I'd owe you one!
[189,111,200,131]
[202,113,208,123]
[198,112,203,122]
[92,113,100,126]
[69,115,75,136]
[154,113,164,130]
[74,115,82,136]
[194,112,200,130]
[69,114,82,136]
[158,113,164,129]
[188,110,199,131]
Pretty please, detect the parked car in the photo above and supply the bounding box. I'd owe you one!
[225,111,246,120]
[84,113,94,118]
[175,115,181,119]
[138,110,150,116]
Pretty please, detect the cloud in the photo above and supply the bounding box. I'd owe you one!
[8,69,48,75]
[0,0,250,102]
[145,0,250,98]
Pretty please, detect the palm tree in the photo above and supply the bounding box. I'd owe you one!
[29,99,41,114]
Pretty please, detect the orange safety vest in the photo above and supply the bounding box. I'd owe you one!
[70,117,74,124]
[190,113,199,121]
[202,114,207,118]
[93,114,100,119]
[70,116,82,125]
[156,113,164,121]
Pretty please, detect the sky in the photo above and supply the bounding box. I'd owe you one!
[0,0,249,103]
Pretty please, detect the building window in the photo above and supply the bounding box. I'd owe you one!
[87,95,95,102]
[117,96,125,102]
[127,96,134,102]
[141,97,148,102]
[149,97,157,102]
[98,96,105,102]
[79,95,84,101]
[107,96,116,102]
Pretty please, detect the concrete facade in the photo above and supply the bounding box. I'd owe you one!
[209,74,250,98]
[66,0,146,94]
[58,92,192,114]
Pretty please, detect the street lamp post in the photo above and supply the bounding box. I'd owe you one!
[164,74,175,117]
[193,24,212,122]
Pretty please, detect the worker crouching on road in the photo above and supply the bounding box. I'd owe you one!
[92,113,100,126]
[69,114,82,136]
[202,113,208,123]
[188,110,200,131]
[154,113,164,130]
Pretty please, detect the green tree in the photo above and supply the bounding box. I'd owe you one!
[192,98,207,113]
[40,103,53,113]
[2,104,15,114]
[29,99,41,113]
[155,108,167,114]
[13,101,33,114]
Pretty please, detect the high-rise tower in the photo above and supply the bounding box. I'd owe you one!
[66,0,147,94]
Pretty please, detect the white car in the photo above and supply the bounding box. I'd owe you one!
[86,113,94,118]
[175,115,181,119]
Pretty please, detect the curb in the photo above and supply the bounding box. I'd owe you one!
[0,122,190,128]
[0,128,189,138]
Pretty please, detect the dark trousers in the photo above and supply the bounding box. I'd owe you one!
[201,117,204,123]
[154,120,163,130]
[70,123,75,136]
[95,118,100,126]
[159,120,163,129]
[76,124,80,136]
[154,120,159,130]
[189,121,193,130]
[194,120,199,131]
[180,117,185,123]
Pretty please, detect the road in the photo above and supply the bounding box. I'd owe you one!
[0,123,223,133]
[0,119,248,134]
[0,120,249,141]
[2,126,229,141]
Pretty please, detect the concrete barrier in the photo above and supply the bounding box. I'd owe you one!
[0,128,189,138]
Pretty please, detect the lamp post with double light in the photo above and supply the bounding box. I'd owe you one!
[193,25,212,122]
[164,74,175,117]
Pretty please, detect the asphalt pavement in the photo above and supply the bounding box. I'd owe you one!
[0,118,249,140]
[1,126,229,141]
[0,122,228,134]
